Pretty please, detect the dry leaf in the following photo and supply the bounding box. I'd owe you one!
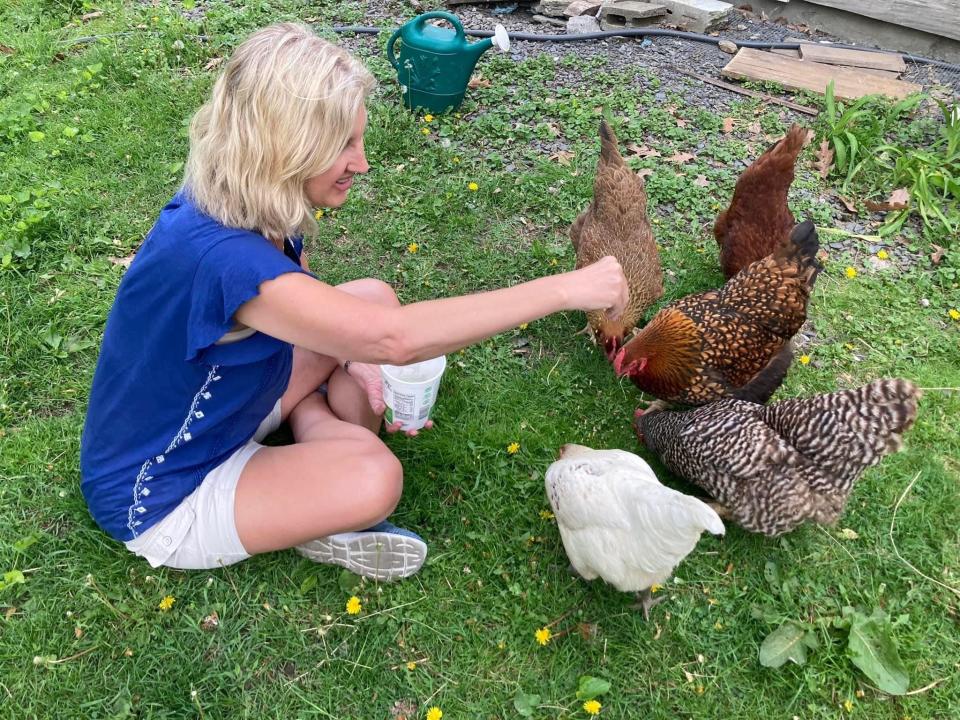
[200,611,220,631]
[839,528,859,540]
[667,152,696,164]
[74,626,84,639]
[467,75,491,89]
[389,699,418,720]
[549,150,575,166]
[814,139,833,179]
[722,117,735,133]
[676,118,688,128]
[576,622,598,641]
[930,244,946,265]
[626,143,661,159]
[693,174,710,187]
[109,254,135,268]
[203,57,223,71]
[865,187,910,212]
[836,194,857,213]
[0,43,15,55]
[636,168,655,179]
[81,11,103,21]
[747,121,762,135]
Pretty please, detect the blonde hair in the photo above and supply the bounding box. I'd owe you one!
[183,23,375,243]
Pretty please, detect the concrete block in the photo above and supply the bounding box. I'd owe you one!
[564,0,603,16]
[656,0,733,33]
[600,2,668,28]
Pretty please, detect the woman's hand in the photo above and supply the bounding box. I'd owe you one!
[344,361,433,437]
[566,256,629,319]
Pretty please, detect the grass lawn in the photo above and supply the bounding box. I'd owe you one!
[1,1,958,718]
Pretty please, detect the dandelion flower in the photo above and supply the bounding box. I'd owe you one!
[519,322,529,330]
[845,266,857,279]
[424,114,434,122]
[507,442,520,455]
[696,685,705,695]
[539,509,555,520]
[407,242,419,254]
[421,127,430,135]
[406,661,417,671]
[549,258,558,266]
[877,249,888,260]
[714,621,723,630]
[535,627,552,646]
[844,699,854,712]
[426,707,443,720]
[314,209,324,220]
[346,596,362,615]
[452,156,461,164]
[497,640,506,650]
[650,584,663,594]
[855,690,865,699]
[158,595,175,612]
[468,182,479,192]
[799,354,811,365]
[949,309,960,321]
[583,700,602,715]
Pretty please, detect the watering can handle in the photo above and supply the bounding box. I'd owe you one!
[386,27,402,70]
[413,11,466,40]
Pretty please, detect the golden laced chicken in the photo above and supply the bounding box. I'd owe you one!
[570,119,663,360]
[635,379,920,536]
[714,124,809,279]
[613,220,821,407]
[545,444,724,618]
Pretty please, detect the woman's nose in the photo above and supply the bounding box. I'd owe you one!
[349,146,369,174]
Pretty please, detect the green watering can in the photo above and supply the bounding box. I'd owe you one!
[387,11,510,114]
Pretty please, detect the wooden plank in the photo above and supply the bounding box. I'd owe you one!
[798,43,906,72]
[672,67,818,115]
[721,48,922,101]
[770,48,801,58]
[805,0,960,43]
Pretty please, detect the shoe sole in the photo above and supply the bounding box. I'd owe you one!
[295,531,427,582]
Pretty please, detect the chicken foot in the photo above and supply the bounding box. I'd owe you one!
[630,588,666,621]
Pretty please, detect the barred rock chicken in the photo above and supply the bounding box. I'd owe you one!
[545,444,724,617]
[714,124,809,278]
[570,120,663,360]
[613,220,821,406]
[635,379,920,536]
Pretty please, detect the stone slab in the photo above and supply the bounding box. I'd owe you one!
[600,1,668,28]
[564,0,603,16]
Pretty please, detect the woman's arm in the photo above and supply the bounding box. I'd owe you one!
[235,256,627,365]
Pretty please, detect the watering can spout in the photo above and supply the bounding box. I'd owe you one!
[386,13,511,114]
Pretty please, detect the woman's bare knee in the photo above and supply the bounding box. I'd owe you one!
[358,449,404,520]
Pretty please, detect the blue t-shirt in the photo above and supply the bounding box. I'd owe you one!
[80,192,308,542]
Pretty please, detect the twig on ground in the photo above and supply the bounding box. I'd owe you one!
[889,471,960,600]
[815,525,862,584]
[670,67,819,116]
[904,677,950,695]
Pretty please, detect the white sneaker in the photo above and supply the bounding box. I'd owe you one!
[295,521,427,582]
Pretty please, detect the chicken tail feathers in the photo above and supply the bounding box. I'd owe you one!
[761,378,921,490]
[759,124,808,171]
[732,343,795,404]
[598,119,623,166]
[776,219,823,279]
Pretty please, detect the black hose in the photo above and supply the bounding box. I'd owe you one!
[332,24,960,70]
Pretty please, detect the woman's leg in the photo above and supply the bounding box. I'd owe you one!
[234,278,407,555]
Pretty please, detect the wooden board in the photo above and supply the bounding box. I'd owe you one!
[798,43,906,72]
[721,48,922,101]
[770,48,801,58]
[805,0,960,43]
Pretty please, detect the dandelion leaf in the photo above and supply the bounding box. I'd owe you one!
[576,676,611,701]
[759,621,811,668]
[512,691,540,717]
[847,610,909,695]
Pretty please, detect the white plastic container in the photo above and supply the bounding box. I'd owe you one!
[381,356,447,431]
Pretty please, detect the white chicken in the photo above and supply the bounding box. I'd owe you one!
[545,444,725,618]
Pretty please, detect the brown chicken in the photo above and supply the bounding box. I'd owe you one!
[570,119,662,360]
[612,220,821,406]
[714,124,809,279]
[635,379,920,536]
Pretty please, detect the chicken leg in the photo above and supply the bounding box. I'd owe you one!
[630,588,666,621]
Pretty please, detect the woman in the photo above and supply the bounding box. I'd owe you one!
[80,23,627,579]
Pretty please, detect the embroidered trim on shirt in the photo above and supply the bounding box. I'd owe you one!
[126,365,222,537]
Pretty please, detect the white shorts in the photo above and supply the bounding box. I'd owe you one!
[124,400,282,570]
